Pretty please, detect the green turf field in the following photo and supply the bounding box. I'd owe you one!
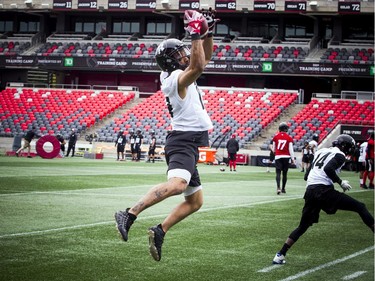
[0,156,374,281]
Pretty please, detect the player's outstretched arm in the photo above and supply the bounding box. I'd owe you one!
[201,7,219,63]
[179,10,206,90]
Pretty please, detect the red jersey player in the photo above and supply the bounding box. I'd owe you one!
[272,122,295,194]
[363,130,374,189]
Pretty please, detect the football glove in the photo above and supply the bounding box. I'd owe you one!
[340,180,352,192]
[184,10,205,36]
[201,8,220,34]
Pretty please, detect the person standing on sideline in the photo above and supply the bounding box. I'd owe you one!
[272,122,295,194]
[135,129,143,161]
[66,128,77,157]
[16,126,40,158]
[273,134,374,265]
[115,8,218,261]
[226,134,239,171]
[353,142,361,173]
[115,130,127,161]
[301,141,310,172]
[363,130,374,189]
[358,141,368,188]
[56,132,66,157]
[308,133,319,163]
[129,130,137,161]
[147,130,157,163]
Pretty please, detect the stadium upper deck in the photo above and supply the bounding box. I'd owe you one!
[0,0,373,13]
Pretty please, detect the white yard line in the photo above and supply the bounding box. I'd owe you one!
[0,187,367,197]
[0,196,300,239]
[342,271,367,280]
[0,188,368,239]
[258,265,280,273]
[277,246,374,281]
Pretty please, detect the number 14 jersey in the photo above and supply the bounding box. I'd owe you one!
[307,147,345,186]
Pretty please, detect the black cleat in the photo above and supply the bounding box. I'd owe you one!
[281,189,286,193]
[114,208,136,242]
[148,224,165,261]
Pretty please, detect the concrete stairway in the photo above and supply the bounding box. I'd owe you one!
[247,103,306,150]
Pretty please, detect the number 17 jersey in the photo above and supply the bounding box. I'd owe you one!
[272,132,294,159]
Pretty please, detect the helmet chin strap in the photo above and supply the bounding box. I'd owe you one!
[179,61,189,70]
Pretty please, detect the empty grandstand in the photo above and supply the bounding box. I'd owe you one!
[0,0,374,158]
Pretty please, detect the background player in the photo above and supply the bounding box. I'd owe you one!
[147,130,157,163]
[115,130,127,161]
[358,140,368,188]
[272,122,295,194]
[308,133,319,163]
[301,141,311,172]
[226,134,239,171]
[16,126,40,158]
[363,130,374,189]
[273,134,374,265]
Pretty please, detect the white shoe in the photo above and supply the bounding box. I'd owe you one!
[273,252,286,264]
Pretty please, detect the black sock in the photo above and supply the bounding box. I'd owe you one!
[128,212,137,221]
[280,243,290,256]
[158,224,166,235]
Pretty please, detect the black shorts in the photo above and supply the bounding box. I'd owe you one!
[165,130,209,187]
[130,144,136,153]
[117,144,125,153]
[302,155,310,163]
[275,158,290,172]
[358,161,366,172]
[300,185,357,226]
[148,148,155,156]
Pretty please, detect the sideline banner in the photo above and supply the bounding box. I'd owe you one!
[256,155,274,167]
[0,56,373,77]
[341,125,374,142]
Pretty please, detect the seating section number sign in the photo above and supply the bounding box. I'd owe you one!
[53,0,72,9]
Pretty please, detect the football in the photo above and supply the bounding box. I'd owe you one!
[184,10,209,38]
[220,167,225,172]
